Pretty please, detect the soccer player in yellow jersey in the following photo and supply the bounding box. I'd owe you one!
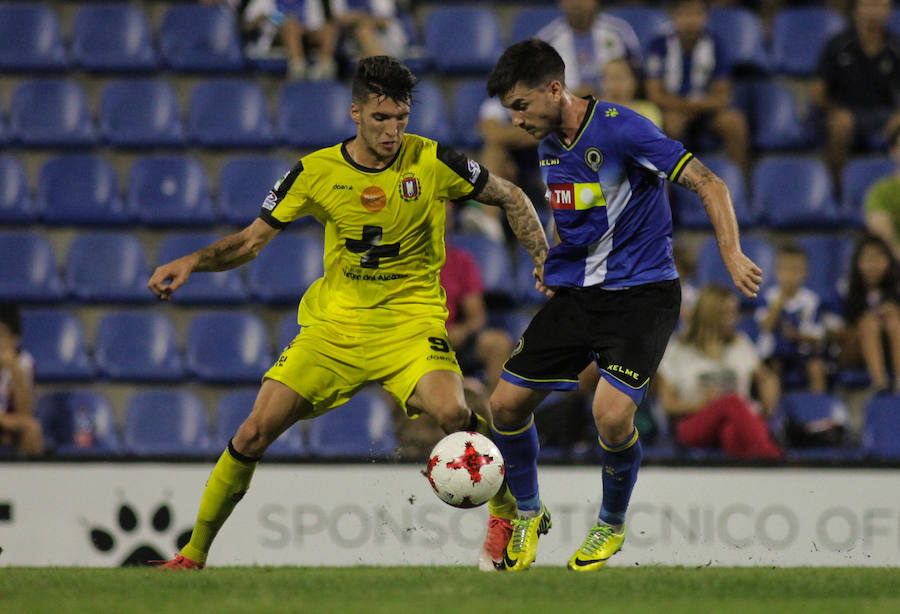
[148,56,550,570]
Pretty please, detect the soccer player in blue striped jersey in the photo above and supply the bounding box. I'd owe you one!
[485,39,763,571]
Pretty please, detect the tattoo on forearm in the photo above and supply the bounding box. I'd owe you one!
[677,158,715,193]
[477,176,549,265]
[194,235,254,272]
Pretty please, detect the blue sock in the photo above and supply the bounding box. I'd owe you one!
[491,416,540,512]
[597,429,642,526]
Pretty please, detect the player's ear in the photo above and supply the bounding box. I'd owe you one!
[548,79,564,102]
[350,103,361,125]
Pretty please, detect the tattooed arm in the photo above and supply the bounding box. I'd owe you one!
[148,218,278,300]
[677,157,762,298]
[473,173,553,295]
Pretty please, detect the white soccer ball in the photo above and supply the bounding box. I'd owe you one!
[425,431,505,509]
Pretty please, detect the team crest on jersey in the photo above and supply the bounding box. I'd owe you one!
[398,173,420,201]
[584,147,604,172]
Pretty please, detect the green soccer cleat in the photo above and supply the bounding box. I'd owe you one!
[567,523,625,572]
[502,504,551,571]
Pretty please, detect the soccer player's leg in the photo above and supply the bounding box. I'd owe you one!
[490,379,552,571]
[567,377,637,572]
[162,379,313,569]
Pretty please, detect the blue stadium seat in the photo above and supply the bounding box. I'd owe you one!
[219,156,292,226]
[35,391,121,456]
[424,7,503,74]
[247,234,324,303]
[452,80,489,149]
[186,312,272,383]
[128,155,216,227]
[670,156,756,229]
[840,156,894,227]
[794,235,846,301]
[777,393,859,460]
[488,307,535,341]
[0,232,63,302]
[307,387,398,458]
[708,7,769,74]
[511,7,563,42]
[514,246,549,304]
[448,234,515,298]
[71,4,157,72]
[750,81,816,151]
[891,9,900,36]
[0,155,36,223]
[38,155,130,226]
[753,156,839,228]
[95,311,184,381]
[99,79,185,148]
[862,395,900,460]
[10,79,96,147]
[158,233,248,304]
[0,4,67,71]
[605,7,669,53]
[771,8,846,77]
[278,81,354,148]
[406,80,451,144]
[694,235,775,300]
[124,390,212,456]
[277,311,301,351]
[188,80,274,147]
[65,233,152,303]
[215,390,305,456]
[159,5,244,72]
[21,310,93,380]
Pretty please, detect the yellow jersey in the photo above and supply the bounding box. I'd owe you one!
[259,134,490,331]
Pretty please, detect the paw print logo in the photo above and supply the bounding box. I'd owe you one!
[88,497,193,566]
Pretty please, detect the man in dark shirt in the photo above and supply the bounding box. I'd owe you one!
[811,0,900,182]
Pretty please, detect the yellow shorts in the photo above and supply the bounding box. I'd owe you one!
[264,318,462,416]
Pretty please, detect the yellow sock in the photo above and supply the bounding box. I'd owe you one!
[469,412,518,520]
[180,443,257,564]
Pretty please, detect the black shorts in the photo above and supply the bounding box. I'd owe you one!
[502,279,681,404]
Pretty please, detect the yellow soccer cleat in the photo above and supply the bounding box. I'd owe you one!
[567,523,625,571]
[502,504,551,571]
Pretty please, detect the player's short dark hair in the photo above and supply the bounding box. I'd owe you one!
[777,243,807,260]
[351,56,417,105]
[0,303,22,336]
[486,39,566,99]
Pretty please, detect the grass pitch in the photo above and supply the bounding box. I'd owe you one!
[1,566,898,614]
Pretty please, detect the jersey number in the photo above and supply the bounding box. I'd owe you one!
[345,225,400,269]
[428,337,450,353]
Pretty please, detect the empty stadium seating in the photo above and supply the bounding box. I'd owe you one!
[307,388,398,458]
[750,81,817,152]
[10,79,96,147]
[278,80,355,148]
[694,235,776,301]
[123,390,212,456]
[424,7,503,74]
[186,311,272,383]
[158,5,244,72]
[65,233,152,303]
[510,7,563,43]
[246,234,325,303]
[71,4,158,72]
[127,155,216,227]
[20,310,94,380]
[708,7,769,75]
[94,310,184,381]
[753,156,840,228]
[605,6,669,53]
[448,234,515,298]
[452,79,490,149]
[99,79,185,148]
[770,7,846,77]
[218,156,293,226]
[188,80,274,147]
[0,232,64,302]
[0,4,66,72]
[406,80,452,144]
[38,155,130,226]
[157,233,249,304]
[862,395,900,460]
[0,155,36,223]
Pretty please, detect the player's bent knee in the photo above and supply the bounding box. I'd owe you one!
[233,418,276,457]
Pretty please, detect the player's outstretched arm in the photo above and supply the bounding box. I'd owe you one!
[474,173,552,295]
[148,218,279,300]
[677,157,762,299]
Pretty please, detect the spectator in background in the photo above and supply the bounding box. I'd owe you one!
[644,0,749,171]
[656,284,782,459]
[601,58,662,128]
[811,0,900,182]
[442,203,515,391]
[335,0,408,62]
[755,244,828,393]
[864,125,900,258]
[833,234,900,394]
[0,304,43,456]
[278,0,339,80]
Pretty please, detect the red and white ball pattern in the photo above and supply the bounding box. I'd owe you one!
[425,431,505,509]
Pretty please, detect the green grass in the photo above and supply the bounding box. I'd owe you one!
[1,567,898,614]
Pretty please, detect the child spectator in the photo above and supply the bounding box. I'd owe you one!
[755,244,828,393]
[833,234,900,394]
[0,304,43,456]
[656,285,782,459]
